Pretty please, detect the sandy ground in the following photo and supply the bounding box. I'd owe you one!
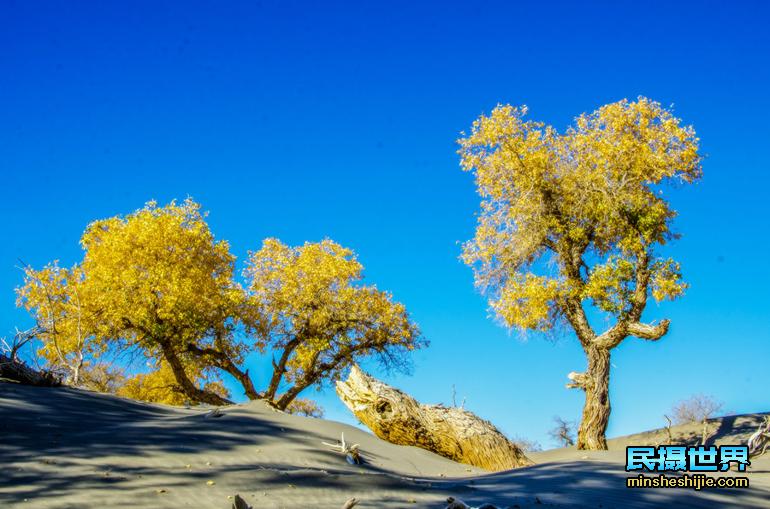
[1,382,769,508]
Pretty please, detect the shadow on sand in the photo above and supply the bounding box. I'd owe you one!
[2,383,769,508]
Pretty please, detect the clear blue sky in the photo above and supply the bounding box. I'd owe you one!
[2,1,768,448]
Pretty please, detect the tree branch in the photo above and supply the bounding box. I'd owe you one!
[592,319,670,349]
[184,342,259,400]
[627,319,670,340]
[565,371,589,390]
[264,336,301,402]
[628,251,651,322]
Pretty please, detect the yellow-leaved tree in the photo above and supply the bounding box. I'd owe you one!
[244,238,423,409]
[18,199,423,409]
[117,359,230,406]
[17,263,104,385]
[458,97,702,450]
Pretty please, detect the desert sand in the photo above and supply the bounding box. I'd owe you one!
[1,382,769,508]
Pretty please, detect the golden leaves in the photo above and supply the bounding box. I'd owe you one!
[492,274,561,331]
[582,257,636,314]
[117,359,229,405]
[79,198,242,348]
[650,258,687,302]
[19,199,422,406]
[459,97,701,332]
[245,238,422,388]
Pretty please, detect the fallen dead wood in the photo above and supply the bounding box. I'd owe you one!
[336,366,532,471]
[341,498,359,509]
[446,497,500,509]
[322,432,362,464]
[748,416,770,458]
[231,494,251,509]
[0,353,61,387]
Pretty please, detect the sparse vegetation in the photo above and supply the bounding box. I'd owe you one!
[670,394,723,445]
[548,416,576,448]
[286,398,325,418]
[662,414,677,444]
[511,436,543,453]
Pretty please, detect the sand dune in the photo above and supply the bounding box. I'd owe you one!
[1,382,769,508]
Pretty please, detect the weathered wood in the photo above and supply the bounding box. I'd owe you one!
[231,494,252,509]
[341,498,359,509]
[446,498,499,509]
[0,354,60,387]
[748,416,770,458]
[322,432,362,464]
[336,366,532,471]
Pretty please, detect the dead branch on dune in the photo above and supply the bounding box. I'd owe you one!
[341,498,360,509]
[0,328,61,387]
[231,494,252,509]
[748,416,770,458]
[322,432,362,464]
[446,497,500,509]
[336,365,532,471]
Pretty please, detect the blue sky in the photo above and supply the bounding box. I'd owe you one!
[2,1,768,447]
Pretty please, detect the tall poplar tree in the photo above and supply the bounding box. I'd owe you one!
[459,98,701,449]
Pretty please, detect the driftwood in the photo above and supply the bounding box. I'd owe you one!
[336,366,532,471]
[0,353,60,387]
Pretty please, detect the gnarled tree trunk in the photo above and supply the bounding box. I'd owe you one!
[160,341,231,406]
[336,365,532,471]
[569,346,611,450]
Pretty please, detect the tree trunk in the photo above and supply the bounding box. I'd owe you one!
[160,342,231,406]
[336,365,532,471]
[274,386,302,410]
[264,337,301,402]
[576,346,611,450]
[184,342,260,400]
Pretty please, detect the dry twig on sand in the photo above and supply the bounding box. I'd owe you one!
[204,408,224,419]
[446,497,500,509]
[748,416,770,458]
[231,494,252,509]
[341,498,360,509]
[322,432,361,464]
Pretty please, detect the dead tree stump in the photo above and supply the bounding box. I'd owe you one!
[335,365,532,471]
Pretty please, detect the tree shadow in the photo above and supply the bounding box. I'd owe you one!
[706,412,769,447]
[2,384,769,508]
[441,460,770,508]
[0,383,297,464]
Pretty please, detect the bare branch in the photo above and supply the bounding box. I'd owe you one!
[628,319,670,340]
[565,371,589,390]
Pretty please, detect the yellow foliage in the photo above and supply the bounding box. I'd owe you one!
[650,259,687,302]
[79,198,244,352]
[18,200,422,409]
[459,97,701,334]
[245,238,423,407]
[581,256,636,314]
[117,359,229,405]
[492,274,561,331]
[17,263,101,383]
